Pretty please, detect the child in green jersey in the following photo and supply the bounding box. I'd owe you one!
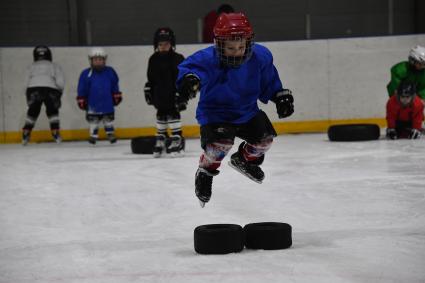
[387,45,425,101]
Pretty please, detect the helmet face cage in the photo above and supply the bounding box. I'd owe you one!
[215,34,254,68]
[33,45,52,61]
[408,55,425,66]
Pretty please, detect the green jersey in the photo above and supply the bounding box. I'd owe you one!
[386,61,425,99]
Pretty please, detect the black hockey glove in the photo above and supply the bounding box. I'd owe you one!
[179,74,200,101]
[409,129,422,139]
[272,89,294,118]
[144,82,153,105]
[386,128,397,140]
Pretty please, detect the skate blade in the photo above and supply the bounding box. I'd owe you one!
[153,152,161,158]
[228,161,263,184]
[199,200,206,208]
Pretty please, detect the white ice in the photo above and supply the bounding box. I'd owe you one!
[1,134,425,283]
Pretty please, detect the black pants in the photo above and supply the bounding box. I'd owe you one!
[198,110,276,170]
[24,87,62,130]
[156,109,180,121]
[200,110,277,150]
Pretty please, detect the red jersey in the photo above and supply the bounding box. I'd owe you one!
[386,95,424,129]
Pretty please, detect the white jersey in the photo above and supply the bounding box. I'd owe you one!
[26,60,65,91]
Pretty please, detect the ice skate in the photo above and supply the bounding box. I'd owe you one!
[153,134,166,158]
[107,133,117,144]
[88,136,97,145]
[167,135,184,157]
[228,151,264,183]
[51,130,62,143]
[195,168,219,207]
[22,129,31,146]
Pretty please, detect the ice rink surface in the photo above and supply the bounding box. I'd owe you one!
[1,134,425,283]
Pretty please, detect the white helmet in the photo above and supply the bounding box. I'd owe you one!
[88,47,107,59]
[408,45,425,65]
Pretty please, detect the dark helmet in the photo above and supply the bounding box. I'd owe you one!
[153,27,176,50]
[33,45,52,61]
[397,81,417,97]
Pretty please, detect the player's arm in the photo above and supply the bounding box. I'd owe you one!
[171,54,187,110]
[409,98,424,139]
[144,57,155,105]
[54,63,65,92]
[385,97,398,139]
[76,71,88,110]
[387,63,406,96]
[176,53,208,109]
[110,68,122,106]
[258,48,294,119]
[417,85,425,103]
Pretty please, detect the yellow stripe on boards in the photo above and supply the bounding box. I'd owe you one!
[0,118,386,144]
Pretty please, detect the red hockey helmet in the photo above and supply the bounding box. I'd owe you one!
[213,13,254,67]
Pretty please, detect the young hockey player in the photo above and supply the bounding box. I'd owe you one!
[77,47,122,144]
[22,45,65,145]
[387,45,425,101]
[386,81,424,139]
[176,13,294,207]
[144,28,185,157]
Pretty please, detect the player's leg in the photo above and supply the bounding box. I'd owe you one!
[44,88,62,143]
[230,110,277,183]
[196,124,236,206]
[103,113,116,143]
[86,113,101,144]
[22,88,43,145]
[166,110,184,156]
[153,111,168,157]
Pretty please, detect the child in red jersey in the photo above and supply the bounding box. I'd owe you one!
[386,81,424,139]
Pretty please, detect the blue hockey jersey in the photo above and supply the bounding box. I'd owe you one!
[177,44,283,125]
[77,66,120,114]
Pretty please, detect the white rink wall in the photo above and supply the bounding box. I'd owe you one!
[0,35,424,133]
